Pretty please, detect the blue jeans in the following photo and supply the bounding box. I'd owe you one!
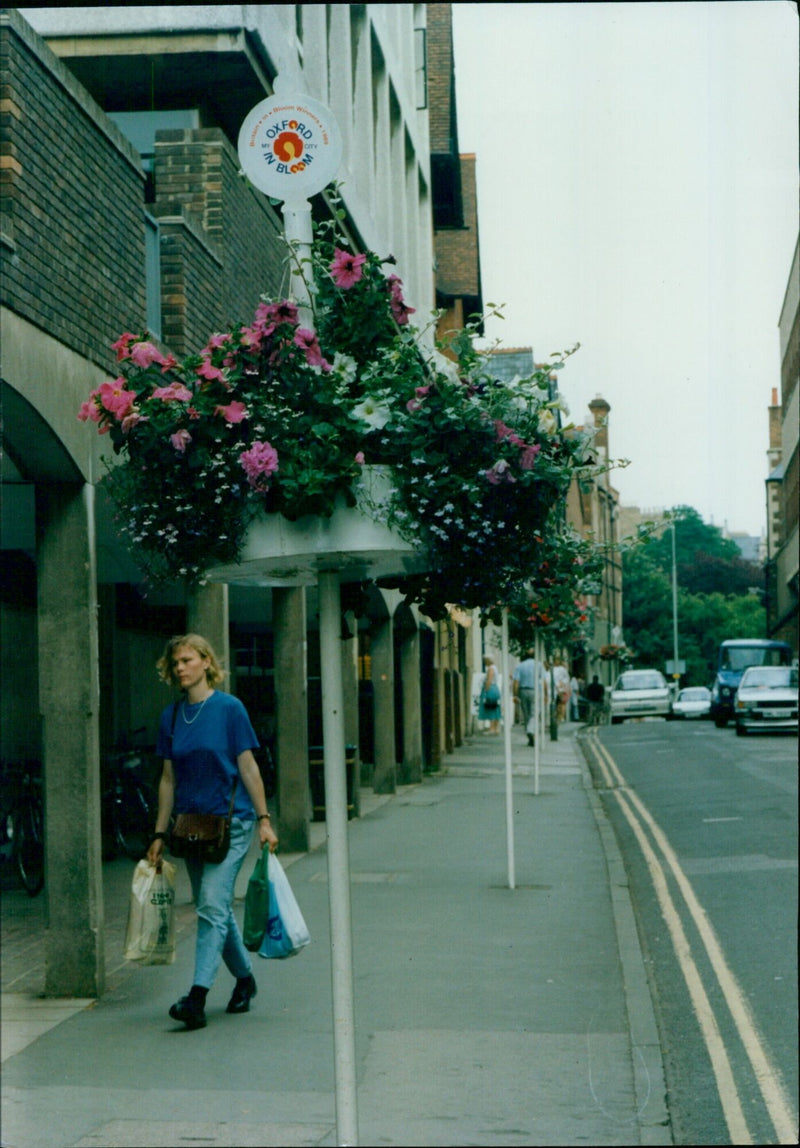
[184,817,255,989]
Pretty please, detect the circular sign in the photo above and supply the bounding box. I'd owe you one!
[238,91,342,205]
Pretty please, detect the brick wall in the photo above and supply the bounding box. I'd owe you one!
[0,9,146,373]
[153,127,286,346]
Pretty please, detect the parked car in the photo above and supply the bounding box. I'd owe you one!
[610,669,671,724]
[710,638,793,727]
[734,666,798,736]
[670,686,712,720]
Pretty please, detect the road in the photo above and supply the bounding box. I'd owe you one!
[580,717,798,1146]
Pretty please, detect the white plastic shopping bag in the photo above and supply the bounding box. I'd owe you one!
[124,859,177,965]
[258,852,311,960]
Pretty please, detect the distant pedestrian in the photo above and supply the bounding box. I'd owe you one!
[478,655,502,734]
[513,648,544,745]
[552,658,570,722]
[569,675,581,721]
[585,674,605,725]
[147,633,278,1031]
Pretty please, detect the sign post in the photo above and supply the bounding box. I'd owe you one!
[238,84,358,1147]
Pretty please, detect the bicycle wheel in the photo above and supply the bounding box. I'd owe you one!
[16,797,45,896]
[114,782,155,860]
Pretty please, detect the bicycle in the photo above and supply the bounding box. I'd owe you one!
[102,729,158,861]
[1,761,45,896]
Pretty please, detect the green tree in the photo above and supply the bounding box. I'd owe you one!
[622,532,767,685]
[644,506,763,598]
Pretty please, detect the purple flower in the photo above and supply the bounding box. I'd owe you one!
[170,429,192,453]
[239,440,279,492]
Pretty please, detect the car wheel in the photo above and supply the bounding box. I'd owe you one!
[611,716,623,725]
[714,715,727,728]
[735,722,747,737]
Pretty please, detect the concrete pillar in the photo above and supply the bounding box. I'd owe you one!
[187,582,230,686]
[37,483,104,998]
[272,587,310,851]
[399,626,423,783]
[341,614,360,815]
[371,616,396,793]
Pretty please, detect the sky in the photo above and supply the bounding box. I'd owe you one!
[451,0,798,537]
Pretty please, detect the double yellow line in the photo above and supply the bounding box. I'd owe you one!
[582,728,797,1146]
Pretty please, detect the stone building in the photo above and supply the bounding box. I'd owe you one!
[765,235,800,654]
[1,4,478,997]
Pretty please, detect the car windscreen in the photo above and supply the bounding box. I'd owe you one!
[617,673,665,690]
[679,689,710,700]
[722,646,790,671]
[740,668,797,689]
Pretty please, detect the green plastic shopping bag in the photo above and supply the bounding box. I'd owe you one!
[243,846,270,952]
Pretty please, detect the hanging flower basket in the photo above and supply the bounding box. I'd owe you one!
[79,198,593,619]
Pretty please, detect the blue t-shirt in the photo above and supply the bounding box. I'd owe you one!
[156,691,259,819]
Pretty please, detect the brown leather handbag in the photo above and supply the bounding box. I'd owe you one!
[170,780,238,865]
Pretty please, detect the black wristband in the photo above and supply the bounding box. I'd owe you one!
[151,831,168,841]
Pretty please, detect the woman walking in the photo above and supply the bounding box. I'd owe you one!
[147,633,278,1030]
[478,654,502,735]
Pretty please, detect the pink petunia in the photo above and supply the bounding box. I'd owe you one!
[152,382,193,403]
[519,444,540,469]
[121,410,148,434]
[196,358,226,384]
[355,451,365,465]
[97,379,136,420]
[111,332,136,361]
[129,341,167,369]
[239,440,279,492]
[170,429,192,453]
[386,274,415,326]
[77,397,101,423]
[294,328,330,370]
[159,353,179,373]
[485,459,516,485]
[330,247,367,289]
[215,401,249,424]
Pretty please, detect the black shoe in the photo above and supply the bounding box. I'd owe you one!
[169,995,207,1030]
[527,734,534,746]
[226,974,258,1014]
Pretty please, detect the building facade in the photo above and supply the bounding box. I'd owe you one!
[766,235,800,655]
[2,4,477,997]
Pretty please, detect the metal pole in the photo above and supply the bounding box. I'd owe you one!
[318,570,359,1147]
[281,201,314,328]
[501,608,515,890]
[533,633,541,796]
[671,522,680,687]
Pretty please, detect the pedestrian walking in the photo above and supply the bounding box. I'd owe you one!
[147,633,278,1031]
[513,648,544,745]
[585,674,605,726]
[478,655,502,734]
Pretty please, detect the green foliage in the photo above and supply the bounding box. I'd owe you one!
[622,536,766,685]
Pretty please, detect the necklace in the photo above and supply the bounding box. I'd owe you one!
[182,693,212,725]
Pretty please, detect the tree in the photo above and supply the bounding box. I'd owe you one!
[643,506,763,599]
[622,536,767,685]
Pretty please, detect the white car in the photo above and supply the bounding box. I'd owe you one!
[734,666,798,736]
[670,686,712,720]
[610,669,671,724]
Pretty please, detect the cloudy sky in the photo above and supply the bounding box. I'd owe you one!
[451,0,798,537]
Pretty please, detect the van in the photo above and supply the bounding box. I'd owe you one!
[710,639,793,727]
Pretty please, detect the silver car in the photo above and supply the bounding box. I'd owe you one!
[734,666,798,736]
[670,686,712,720]
[610,669,671,724]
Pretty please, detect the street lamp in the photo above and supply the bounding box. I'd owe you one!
[671,521,680,689]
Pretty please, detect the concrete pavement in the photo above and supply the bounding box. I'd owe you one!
[1,723,672,1146]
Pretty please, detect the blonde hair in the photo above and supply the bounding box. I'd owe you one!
[157,633,226,688]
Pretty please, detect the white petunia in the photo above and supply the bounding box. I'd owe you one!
[351,396,392,430]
